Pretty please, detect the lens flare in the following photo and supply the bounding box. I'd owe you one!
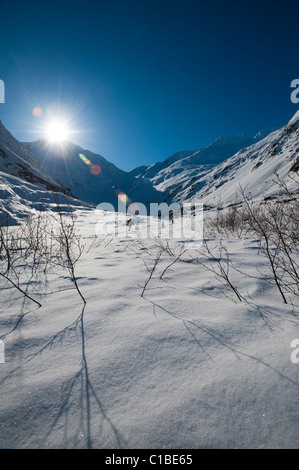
[91,164,101,175]
[114,188,132,206]
[79,153,90,164]
[79,153,101,175]
[118,192,129,203]
[32,107,43,117]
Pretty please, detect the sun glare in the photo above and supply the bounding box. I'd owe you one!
[46,120,70,144]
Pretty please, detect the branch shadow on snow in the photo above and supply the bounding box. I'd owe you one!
[0,301,127,449]
[38,304,127,449]
[142,297,299,388]
[160,277,298,333]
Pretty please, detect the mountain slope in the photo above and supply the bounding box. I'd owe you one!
[0,121,88,224]
[25,139,164,208]
[180,111,299,207]
[0,121,71,194]
[138,150,197,180]
[0,171,88,225]
[135,129,278,201]
[0,112,297,224]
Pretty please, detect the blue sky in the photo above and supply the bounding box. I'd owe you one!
[0,0,298,171]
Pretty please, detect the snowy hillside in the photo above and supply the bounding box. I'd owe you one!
[138,150,197,179]
[0,121,69,194]
[0,121,163,223]
[0,121,88,224]
[25,139,164,208]
[135,129,277,203]
[0,114,292,224]
[189,110,299,208]
[0,171,90,225]
[20,124,279,211]
[142,112,298,207]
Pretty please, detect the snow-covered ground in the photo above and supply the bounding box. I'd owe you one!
[0,170,90,225]
[0,209,298,449]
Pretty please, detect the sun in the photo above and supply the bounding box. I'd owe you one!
[46,120,70,144]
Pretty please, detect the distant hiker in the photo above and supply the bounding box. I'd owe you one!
[127,218,133,231]
[169,209,174,224]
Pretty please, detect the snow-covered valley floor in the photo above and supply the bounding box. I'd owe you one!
[0,209,298,449]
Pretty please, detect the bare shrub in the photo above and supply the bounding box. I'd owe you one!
[195,239,246,302]
[0,219,42,306]
[206,174,299,304]
[141,247,165,297]
[0,194,86,306]
[49,195,86,304]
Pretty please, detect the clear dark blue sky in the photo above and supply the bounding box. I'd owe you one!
[0,0,298,171]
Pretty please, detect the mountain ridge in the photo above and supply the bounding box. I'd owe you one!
[0,112,298,223]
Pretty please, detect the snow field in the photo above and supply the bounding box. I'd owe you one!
[0,210,298,448]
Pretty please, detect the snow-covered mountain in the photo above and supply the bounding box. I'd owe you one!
[137,150,197,179]
[24,139,164,208]
[134,129,278,202]
[0,172,89,225]
[0,111,298,224]
[0,121,70,194]
[0,121,89,224]
[24,123,280,210]
[0,120,165,223]
[182,110,299,208]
